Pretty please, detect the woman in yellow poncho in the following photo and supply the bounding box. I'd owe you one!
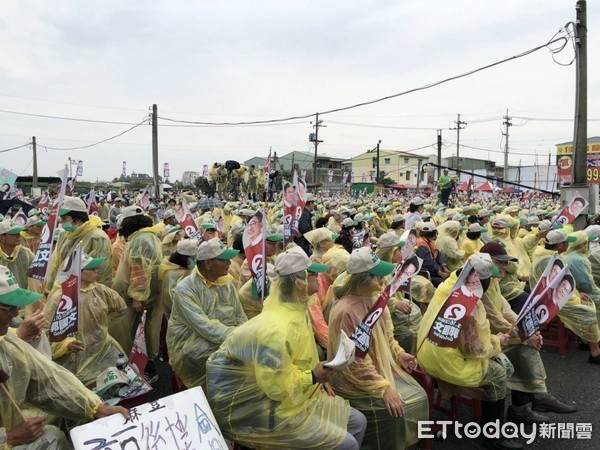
[436,220,465,272]
[329,247,428,450]
[375,231,422,354]
[158,238,197,317]
[304,228,337,263]
[47,196,112,292]
[460,222,486,260]
[111,206,164,383]
[43,254,126,388]
[206,246,366,449]
[20,216,46,255]
[417,254,520,448]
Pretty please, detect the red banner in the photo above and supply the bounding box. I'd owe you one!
[425,262,482,348]
[87,189,99,216]
[49,244,82,342]
[130,311,149,376]
[243,208,269,300]
[351,254,422,358]
[38,192,50,218]
[175,198,199,238]
[28,166,69,281]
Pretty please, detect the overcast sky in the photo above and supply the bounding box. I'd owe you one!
[1,0,598,182]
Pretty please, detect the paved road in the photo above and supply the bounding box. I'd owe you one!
[151,342,599,449]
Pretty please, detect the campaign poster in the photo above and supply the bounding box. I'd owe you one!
[552,195,588,227]
[49,245,82,342]
[243,209,269,300]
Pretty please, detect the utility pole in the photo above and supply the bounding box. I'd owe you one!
[437,130,442,181]
[416,159,422,191]
[502,110,512,186]
[375,140,382,183]
[310,113,324,187]
[152,104,159,198]
[32,136,38,188]
[450,114,467,172]
[572,0,588,186]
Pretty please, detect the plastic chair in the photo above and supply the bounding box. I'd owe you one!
[540,316,575,358]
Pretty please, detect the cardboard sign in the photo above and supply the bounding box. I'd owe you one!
[70,387,227,450]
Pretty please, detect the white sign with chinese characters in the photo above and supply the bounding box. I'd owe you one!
[70,387,227,450]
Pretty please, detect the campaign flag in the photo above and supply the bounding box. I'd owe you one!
[350,171,355,184]
[136,189,151,210]
[282,179,294,244]
[11,208,27,227]
[517,266,575,340]
[0,167,18,193]
[163,163,170,179]
[122,161,127,177]
[49,244,82,342]
[515,254,560,324]
[242,208,269,300]
[13,189,25,201]
[263,149,272,193]
[342,171,349,184]
[76,160,84,177]
[370,171,376,183]
[291,172,307,238]
[175,198,199,237]
[425,262,482,348]
[328,170,334,183]
[552,195,588,227]
[351,253,422,358]
[85,189,98,216]
[66,175,77,196]
[129,311,149,376]
[38,191,50,219]
[28,166,69,281]
[202,164,209,178]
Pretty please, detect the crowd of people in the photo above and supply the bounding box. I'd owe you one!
[0,183,598,449]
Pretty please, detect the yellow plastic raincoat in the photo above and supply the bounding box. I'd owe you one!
[20,230,41,255]
[328,292,428,449]
[158,257,189,317]
[167,268,247,388]
[531,248,600,343]
[206,281,350,449]
[0,245,35,289]
[491,224,526,301]
[436,221,465,272]
[47,217,112,290]
[417,272,503,388]
[43,283,126,388]
[565,232,600,322]
[110,227,163,358]
[0,330,103,448]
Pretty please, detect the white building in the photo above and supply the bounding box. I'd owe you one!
[505,165,557,192]
[182,171,201,186]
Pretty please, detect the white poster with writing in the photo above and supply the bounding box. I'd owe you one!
[70,387,227,450]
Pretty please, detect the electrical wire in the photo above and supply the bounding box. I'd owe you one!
[0,142,31,153]
[0,108,146,126]
[444,140,555,157]
[326,120,438,131]
[157,32,570,127]
[40,117,149,151]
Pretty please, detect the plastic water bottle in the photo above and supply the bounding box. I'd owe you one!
[116,353,127,370]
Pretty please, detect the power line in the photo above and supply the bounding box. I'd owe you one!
[444,140,555,157]
[40,118,149,151]
[0,142,31,153]
[511,115,600,122]
[158,31,571,126]
[326,120,439,131]
[0,108,145,126]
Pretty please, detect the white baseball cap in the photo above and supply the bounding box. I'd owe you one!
[546,230,577,245]
[377,231,403,249]
[468,223,488,233]
[411,197,424,206]
[304,228,338,246]
[0,220,25,235]
[196,238,239,261]
[346,247,396,276]
[274,246,327,276]
[121,205,145,219]
[468,253,499,280]
[0,266,43,306]
[177,239,199,256]
[59,196,87,216]
[421,223,437,232]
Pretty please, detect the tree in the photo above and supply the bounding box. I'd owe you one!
[194,176,210,194]
[377,170,395,186]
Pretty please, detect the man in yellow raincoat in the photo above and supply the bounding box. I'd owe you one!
[0,266,128,449]
[207,246,366,449]
[0,220,35,290]
[167,237,247,388]
[47,196,112,291]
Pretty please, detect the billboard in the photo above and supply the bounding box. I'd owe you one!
[556,140,600,185]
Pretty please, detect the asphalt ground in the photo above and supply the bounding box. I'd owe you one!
[149,341,599,449]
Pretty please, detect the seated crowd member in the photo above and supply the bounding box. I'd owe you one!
[207,247,366,449]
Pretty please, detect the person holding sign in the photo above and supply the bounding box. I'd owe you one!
[43,253,126,389]
[418,254,524,450]
[531,230,600,365]
[0,220,35,291]
[47,196,113,291]
[0,266,128,449]
[167,238,247,389]
[328,247,428,450]
[206,246,366,450]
